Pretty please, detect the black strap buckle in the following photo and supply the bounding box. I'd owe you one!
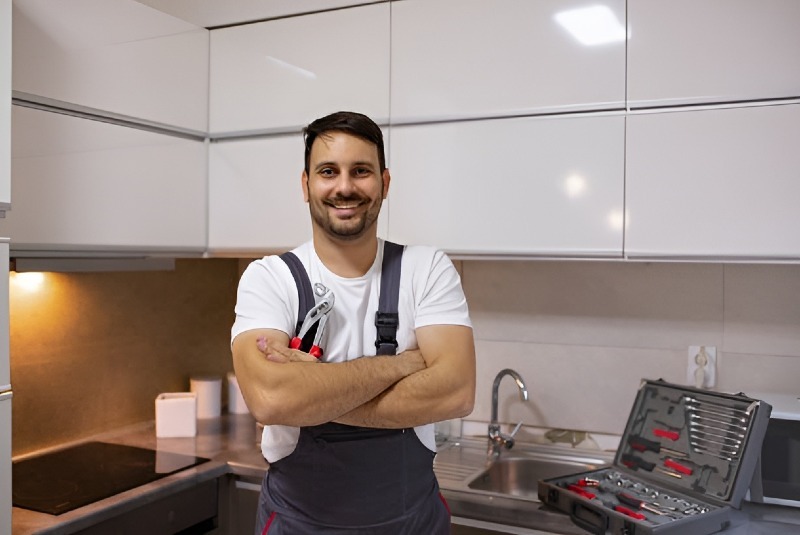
[374,311,399,355]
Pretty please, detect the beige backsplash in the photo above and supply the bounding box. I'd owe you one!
[9,258,241,456]
[10,255,800,457]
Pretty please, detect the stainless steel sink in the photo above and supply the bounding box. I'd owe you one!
[466,455,603,499]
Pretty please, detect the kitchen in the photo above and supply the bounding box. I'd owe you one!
[2,0,800,534]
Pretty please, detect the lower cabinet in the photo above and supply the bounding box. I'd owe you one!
[217,474,261,535]
[77,479,218,535]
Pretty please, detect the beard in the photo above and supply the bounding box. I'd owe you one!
[309,193,383,241]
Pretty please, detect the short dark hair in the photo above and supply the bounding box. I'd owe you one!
[303,111,386,175]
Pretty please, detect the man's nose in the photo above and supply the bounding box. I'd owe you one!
[333,172,357,194]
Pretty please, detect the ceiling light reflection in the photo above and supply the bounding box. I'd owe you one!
[607,209,625,231]
[265,56,317,80]
[564,174,587,198]
[555,5,626,46]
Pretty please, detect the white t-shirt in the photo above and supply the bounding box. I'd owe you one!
[231,239,472,463]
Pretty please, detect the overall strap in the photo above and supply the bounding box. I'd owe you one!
[375,241,405,356]
[279,251,316,350]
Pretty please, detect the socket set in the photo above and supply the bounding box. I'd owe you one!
[538,379,772,535]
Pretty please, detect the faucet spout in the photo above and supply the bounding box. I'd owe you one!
[488,369,529,460]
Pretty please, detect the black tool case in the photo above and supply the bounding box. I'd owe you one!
[538,379,772,535]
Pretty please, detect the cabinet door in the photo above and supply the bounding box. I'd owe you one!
[208,135,389,254]
[626,104,800,259]
[387,115,625,256]
[208,135,311,254]
[209,3,390,135]
[0,0,10,212]
[2,106,207,253]
[12,0,208,132]
[628,0,800,108]
[391,0,626,123]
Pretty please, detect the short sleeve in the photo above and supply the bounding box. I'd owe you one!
[231,256,297,344]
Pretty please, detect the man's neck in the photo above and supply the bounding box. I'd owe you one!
[312,229,379,278]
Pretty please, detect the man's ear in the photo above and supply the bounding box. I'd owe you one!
[382,168,391,199]
[301,170,310,203]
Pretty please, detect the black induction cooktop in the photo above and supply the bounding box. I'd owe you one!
[12,441,210,515]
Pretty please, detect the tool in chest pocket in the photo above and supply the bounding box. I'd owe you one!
[289,283,335,358]
[538,379,772,535]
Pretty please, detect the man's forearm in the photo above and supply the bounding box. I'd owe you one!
[233,332,425,427]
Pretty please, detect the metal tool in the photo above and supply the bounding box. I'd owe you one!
[686,405,749,424]
[687,412,749,431]
[684,396,751,417]
[688,421,746,440]
[289,283,335,358]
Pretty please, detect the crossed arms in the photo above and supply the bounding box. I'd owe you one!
[231,324,476,429]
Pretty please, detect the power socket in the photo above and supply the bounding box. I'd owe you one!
[687,346,717,388]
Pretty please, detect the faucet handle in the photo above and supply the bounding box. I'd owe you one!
[510,421,523,438]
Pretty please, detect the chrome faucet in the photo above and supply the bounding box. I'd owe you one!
[488,369,529,460]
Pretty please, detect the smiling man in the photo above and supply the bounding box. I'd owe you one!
[231,111,476,534]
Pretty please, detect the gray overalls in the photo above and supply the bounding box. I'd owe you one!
[254,243,451,533]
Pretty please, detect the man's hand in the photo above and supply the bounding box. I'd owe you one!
[256,336,319,363]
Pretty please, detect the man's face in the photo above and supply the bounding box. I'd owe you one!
[302,131,390,242]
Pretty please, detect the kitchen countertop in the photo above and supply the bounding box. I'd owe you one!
[12,415,800,535]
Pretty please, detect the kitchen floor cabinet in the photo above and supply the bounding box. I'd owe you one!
[209,3,390,135]
[2,106,207,255]
[12,0,209,133]
[625,103,800,259]
[390,0,626,124]
[627,0,800,108]
[387,115,625,257]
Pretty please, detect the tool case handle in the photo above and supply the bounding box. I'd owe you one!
[569,501,608,535]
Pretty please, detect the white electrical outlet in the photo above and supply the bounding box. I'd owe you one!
[687,346,717,389]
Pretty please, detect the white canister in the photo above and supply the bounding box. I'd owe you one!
[190,375,222,419]
[155,392,197,437]
[227,372,250,414]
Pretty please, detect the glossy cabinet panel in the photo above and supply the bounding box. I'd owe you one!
[2,107,207,253]
[12,0,209,132]
[0,241,7,388]
[387,115,625,256]
[1,397,10,535]
[208,134,389,254]
[209,4,390,135]
[391,0,626,123]
[0,0,10,211]
[626,104,800,258]
[628,0,800,108]
[208,135,311,254]
[134,0,381,28]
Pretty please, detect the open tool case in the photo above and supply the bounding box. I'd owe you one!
[538,379,772,535]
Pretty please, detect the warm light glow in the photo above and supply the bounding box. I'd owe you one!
[10,272,46,292]
[555,5,626,46]
[564,174,587,198]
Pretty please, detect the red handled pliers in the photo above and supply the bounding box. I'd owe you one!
[289,283,335,359]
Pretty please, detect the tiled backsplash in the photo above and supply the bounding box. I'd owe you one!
[9,259,240,456]
[460,261,800,441]
[9,256,799,456]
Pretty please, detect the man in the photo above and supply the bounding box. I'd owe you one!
[231,111,476,534]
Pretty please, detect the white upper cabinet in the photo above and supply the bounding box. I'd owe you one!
[208,133,388,255]
[626,104,800,259]
[2,106,207,254]
[0,0,10,212]
[390,0,626,124]
[208,136,311,254]
[12,0,209,132]
[628,0,800,108]
[387,115,625,256]
[209,4,390,135]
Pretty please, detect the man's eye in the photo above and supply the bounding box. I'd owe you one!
[319,168,336,177]
[353,168,372,177]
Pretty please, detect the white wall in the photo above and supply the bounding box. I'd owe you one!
[461,260,800,443]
